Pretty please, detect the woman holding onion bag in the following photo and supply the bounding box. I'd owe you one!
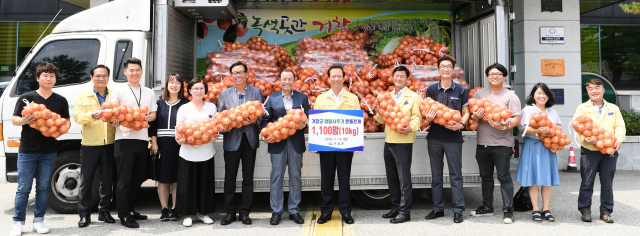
[149,74,190,221]
[261,69,310,225]
[516,83,561,222]
[174,78,218,227]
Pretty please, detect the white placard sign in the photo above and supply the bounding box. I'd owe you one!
[540,27,564,44]
[308,110,364,152]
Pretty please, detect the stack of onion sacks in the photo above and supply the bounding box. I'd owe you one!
[469,98,513,125]
[214,101,265,130]
[572,115,617,155]
[374,92,410,135]
[419,97,462,127]
[260,109,307,142]
[175,119,219,145]
[528,113,571,153]
[22,103,69,138]
[100,102,150,131]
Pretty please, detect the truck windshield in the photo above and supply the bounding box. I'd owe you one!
[14,39,100,96]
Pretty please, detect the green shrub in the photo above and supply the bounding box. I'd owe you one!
[621,110,640,135]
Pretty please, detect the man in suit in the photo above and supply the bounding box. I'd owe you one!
[373,66,422,224]
[262,69,310,225]
[218,61,264,225]
[313,65,361,225]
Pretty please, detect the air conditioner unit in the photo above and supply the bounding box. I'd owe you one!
[173,0,237,20]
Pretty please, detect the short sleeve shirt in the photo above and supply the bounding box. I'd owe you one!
[13,91,70,154]
[425,82,469,143]
[176,102,217,162]
[108,85,159,141]
[473,88,522,147]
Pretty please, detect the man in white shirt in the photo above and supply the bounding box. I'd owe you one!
[108,58,158,228]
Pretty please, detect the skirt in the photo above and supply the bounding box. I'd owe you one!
[153,136,181,183]
[516,137,561,187]
[176,157,216,216]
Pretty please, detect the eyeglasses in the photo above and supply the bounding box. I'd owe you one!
[191,88,205,91]
[232,71,246,76]
[439,65,453,69]
[488,73,503,77]
[93,75,108,79]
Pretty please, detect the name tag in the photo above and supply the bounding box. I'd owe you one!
[608,112,613,116]
[451,97,459,100]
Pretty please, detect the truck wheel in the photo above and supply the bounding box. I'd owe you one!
[351,189,392,210]
[47,150,100,214]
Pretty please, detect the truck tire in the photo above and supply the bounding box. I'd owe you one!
[351,189,392,210]
[47,150,100,214]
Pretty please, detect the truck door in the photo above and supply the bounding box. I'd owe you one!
[2,35,106,154]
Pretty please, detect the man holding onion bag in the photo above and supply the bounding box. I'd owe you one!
[261,69,310,225]
[372,66,422,224]
[574,78,625,223]
[423,56,470,223]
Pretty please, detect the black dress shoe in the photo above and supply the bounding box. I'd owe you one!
[454,213,463,223]
[169,209,180,221]
[425,210,445,220]
[270,213,281,225]
[98,210,115,223]
[131,211,148,220]
[317,214,332,224]
[342,214,354,224]
[221,213,236,225]
[289,213,304,224]
[382,210,399,219]
[78,214,91,228]
[160,208,170,221]
[390,214,410,224]
[240,214,252,225]
[120,217,139,228]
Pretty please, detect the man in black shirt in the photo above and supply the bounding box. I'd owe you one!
[423,56,470,223]
[10,62,70,235]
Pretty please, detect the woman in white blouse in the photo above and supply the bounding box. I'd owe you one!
[175,78,218,227]
[516,83,561,222]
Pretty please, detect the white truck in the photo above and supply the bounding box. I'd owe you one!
[1,0,510,213]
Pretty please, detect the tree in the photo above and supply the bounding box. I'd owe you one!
[620,2,640,14]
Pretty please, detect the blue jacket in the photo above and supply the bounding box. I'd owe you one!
[261,91,310,154]
[218,85,264,151]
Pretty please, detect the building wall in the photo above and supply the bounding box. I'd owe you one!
[0,0,85,22]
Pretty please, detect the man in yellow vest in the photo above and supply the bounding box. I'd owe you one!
[313,65,361,225]
[74,65,117,227]
[373,66,422,224]
[575,78,625,223]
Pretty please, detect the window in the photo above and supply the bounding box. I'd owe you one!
[600,26,640,90]
[14,39,100,96]
[113,40,133,82]
[0,23,17,82]
[17,23,58,68]
[581,25,599,74]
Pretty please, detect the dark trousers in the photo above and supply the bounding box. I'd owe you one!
[78,144,115,214]
[428,139,465,213]
[578,147,618,213]
[476,145,514,212]
[384,143,413,214]
[319,151,354,215]
[114,140,148,219]
[223,133,257,215]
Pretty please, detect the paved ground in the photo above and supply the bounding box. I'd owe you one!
[2,170,640,235]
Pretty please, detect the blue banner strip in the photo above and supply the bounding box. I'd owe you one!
[308,143,364,152]
[309,109,364,117]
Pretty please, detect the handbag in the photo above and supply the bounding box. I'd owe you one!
[513,186,533,211]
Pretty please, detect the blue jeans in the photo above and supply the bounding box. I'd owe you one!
[14,152,57,223]
[270,139,303,214]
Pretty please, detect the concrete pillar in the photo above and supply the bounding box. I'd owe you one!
[90,0,110,8]
[513,0,582,165]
